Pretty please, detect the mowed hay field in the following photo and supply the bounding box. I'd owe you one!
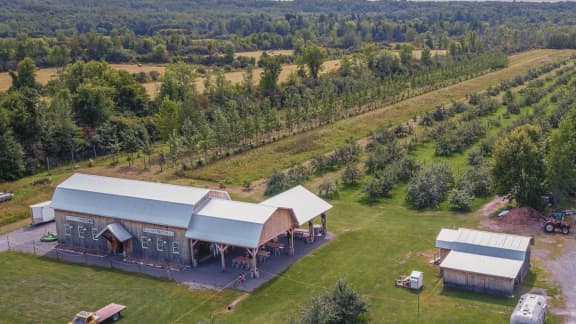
[189,49,576,184]
[236,49,294,63]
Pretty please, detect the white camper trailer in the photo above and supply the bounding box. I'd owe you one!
[510,293,547,324]
[30,201,54,224]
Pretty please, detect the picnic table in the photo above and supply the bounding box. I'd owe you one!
[232,256,251,270]
[257,250,271,263]
[294,228,311,241]
[265,242,285,255]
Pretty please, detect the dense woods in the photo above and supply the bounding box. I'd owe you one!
[1,0,576,193]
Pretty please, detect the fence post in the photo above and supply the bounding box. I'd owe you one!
[56,249,60,260]
[7,236,10,251]
[33,240,36,255]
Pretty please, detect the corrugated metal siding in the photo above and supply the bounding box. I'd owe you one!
[437,241,527,260]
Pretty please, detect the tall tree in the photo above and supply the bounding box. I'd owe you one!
[0,109,25,181]
[492,125,546,209]
[72,83,113,127]
[259,55,282,94]
[9,57,37,91]
[157,97,179,140]
[547,109,576,201]
[299,44,326,79]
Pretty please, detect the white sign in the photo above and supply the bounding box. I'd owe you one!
[143,227,174,237]
[65,215,94,224]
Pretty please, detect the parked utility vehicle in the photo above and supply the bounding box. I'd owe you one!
[543,210,572,234]
[69,303,126,324]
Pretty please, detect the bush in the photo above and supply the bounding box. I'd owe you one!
[362,170,397,199]
[406,163,454,209]
[318,179,339,198]
[459,167,491,197]
[449,188,473,211]
[295,279,368,324]
[341,164,362,186]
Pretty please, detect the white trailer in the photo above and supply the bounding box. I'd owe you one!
[30,201,54,224]
[510,293,547,324]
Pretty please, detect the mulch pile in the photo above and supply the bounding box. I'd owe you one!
[498,207,545,225]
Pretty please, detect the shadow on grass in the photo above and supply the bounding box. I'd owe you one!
[439,286,517,307]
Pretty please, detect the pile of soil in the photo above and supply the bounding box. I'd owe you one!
[498,207,545,225]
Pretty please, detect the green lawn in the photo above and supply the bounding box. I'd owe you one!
[0,187,560,323]
[0,252,241,323]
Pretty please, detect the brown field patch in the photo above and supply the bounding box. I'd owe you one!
[236,49,294,63]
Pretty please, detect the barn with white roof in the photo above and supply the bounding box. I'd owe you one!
[50,174,332,277]
[436,228,533,297]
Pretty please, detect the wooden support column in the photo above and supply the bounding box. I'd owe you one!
[190,240,199,268]
[246,248,260,278]
[288,229,295,256]
[308,221,315,243]
[321,213,327,236]
[215,244,229,271]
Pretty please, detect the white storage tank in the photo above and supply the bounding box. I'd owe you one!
[510,293,547,324]
[410,271,424,290]
[30,201,54,225]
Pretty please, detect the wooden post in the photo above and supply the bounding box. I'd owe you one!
[246,248,259,278]
[308,221,315,243]
[321,213,327,236]
[288,229,295,256]
[190,240,198,268]
[216,244,228,271]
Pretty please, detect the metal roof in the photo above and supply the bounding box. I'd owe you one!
[436,228,531,260]
[50,174,223,228]
[260,185,333,225]
[57,173,212,205]
[96,222,133,243]
[29,200,52,208]
[185,199,279,248]
[440,251,523,279]
[196,199,277,224]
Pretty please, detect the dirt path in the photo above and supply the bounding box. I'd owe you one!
[545,237,576,323]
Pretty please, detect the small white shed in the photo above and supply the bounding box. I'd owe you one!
[30,201,54,224]
[510,293,547,324]
[410,271,424,290]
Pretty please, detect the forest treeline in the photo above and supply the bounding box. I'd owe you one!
[1,0,576,70]
[0,42,506,181]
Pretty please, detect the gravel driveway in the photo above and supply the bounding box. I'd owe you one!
[0,221,56,255]
[545,236,576,323]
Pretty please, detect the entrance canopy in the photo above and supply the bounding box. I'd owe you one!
[96,222,133,243]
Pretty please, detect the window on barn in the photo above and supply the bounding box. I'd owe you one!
[78,226,86,239]
[64,224,72,236]
[172,242,179,254]
[91,228,99,241]
[157,238,165,252]
[142,236,149,249]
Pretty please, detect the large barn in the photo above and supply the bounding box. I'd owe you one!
[436,228,533,297]
[50,174,332,277]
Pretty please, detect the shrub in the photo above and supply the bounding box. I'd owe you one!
[295,280,368,324]
[406,163,454,209]
[341,164,362,186]
[318,179,339,198]
[459,167,491,197]
[449,188,473,211]
[363,170,397,199]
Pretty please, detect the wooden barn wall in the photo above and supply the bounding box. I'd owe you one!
[442,268,515,297]
[258,209,295,246]
[54,210,190,265]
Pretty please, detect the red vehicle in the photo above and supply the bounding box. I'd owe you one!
[543,210,572,234]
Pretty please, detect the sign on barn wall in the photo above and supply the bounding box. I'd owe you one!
[65,215,94,224]
[143,227,175,237]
